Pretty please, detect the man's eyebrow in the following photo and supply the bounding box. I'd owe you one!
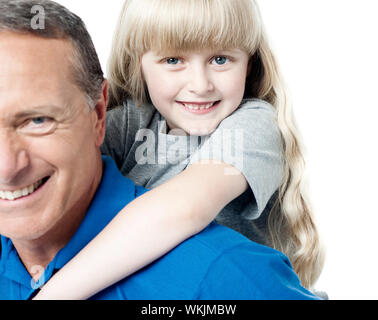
[14,105,64,118]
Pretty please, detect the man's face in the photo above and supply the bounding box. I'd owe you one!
[0,33,105,242]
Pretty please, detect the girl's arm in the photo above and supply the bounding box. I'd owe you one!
[34,161,247,300]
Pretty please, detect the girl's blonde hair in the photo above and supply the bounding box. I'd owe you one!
[108,0,324,289]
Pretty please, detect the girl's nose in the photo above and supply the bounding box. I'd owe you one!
[186,65,214,95]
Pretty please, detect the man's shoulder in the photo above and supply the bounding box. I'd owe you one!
[92,163,317,300]
[190,224,318,300]
[93,223,254,300]
[189,222,261,257]
[187,222,294,280]
[94,222,318,300]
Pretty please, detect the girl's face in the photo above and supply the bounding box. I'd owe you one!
[141,48,250,135]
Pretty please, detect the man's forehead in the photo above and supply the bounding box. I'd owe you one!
[0,32,80,117]
[0,32,74,79]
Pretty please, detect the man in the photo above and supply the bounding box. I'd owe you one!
[0,0,318,300]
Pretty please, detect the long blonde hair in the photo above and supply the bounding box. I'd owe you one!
[108,0,324,289]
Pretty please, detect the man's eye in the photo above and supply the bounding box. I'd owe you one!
[212,56,229,65]
[31,117,48,125]
[18,117,56,135]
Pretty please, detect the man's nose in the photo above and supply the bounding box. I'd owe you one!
[187,65,214,95]
[0,133,29,184]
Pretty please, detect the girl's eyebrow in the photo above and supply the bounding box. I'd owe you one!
[152,51,182,57]
[215,49,244,55]
[154,49,244,57]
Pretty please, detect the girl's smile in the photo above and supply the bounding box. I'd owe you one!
[176,100,221,114]
[141,49,250,135]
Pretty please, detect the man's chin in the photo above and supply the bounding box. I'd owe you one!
[0,212,57,242]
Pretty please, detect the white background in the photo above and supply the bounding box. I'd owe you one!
[57,0,378,299]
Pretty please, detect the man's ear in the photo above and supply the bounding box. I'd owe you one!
[93,79,108,147]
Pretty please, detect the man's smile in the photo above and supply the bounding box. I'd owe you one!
[0,176,50,201]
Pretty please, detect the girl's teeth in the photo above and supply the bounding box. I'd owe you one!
[183,103,214,110]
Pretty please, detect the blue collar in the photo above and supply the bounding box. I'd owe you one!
[0,156,139,295]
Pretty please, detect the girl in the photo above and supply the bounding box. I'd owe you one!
[35,0,324,299]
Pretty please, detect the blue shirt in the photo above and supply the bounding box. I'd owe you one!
[0,156,319,300]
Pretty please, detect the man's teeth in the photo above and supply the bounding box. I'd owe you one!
[0,179,44,201]
[182,102,215,110]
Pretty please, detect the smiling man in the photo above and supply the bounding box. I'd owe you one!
[0,0,108,293]
[0,30,106,273]
[0,0,319,300]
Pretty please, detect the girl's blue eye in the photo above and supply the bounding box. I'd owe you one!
[166,58,180,65]
[213,56,228,65]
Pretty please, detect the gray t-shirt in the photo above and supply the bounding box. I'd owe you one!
[101,98,284,244]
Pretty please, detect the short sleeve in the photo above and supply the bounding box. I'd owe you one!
[189,99,284,218]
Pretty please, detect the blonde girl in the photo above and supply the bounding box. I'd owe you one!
[35,0,324,299]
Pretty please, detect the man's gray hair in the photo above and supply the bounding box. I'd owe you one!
[0,0,104,108]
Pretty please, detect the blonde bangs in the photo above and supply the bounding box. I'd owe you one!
[125,0,261,55]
